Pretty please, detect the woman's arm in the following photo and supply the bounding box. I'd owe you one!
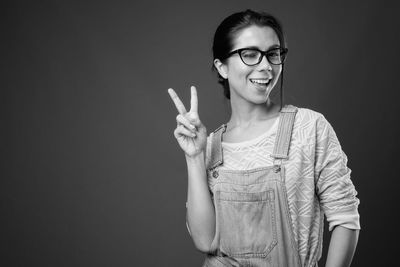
[167,87,215,253]
[313,114,361,266]
[325,226,359,267]
[185,152,216,252]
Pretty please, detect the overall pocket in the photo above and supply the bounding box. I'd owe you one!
[215,189,277,258]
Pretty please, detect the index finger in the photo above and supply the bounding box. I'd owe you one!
[167,88,187,114]
[190,86,198,113]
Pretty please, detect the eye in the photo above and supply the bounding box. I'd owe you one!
[268,49,281,58]
[241,49,260,59]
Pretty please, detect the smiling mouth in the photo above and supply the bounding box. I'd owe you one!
[249,78,272,86]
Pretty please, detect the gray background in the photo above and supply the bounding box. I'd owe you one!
[2,0,399,266]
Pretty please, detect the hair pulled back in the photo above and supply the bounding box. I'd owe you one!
[212,9,287,101]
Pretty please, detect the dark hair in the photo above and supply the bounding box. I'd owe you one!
[212,9,287,105]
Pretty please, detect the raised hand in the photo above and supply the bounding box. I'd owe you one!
[168,86,207,158]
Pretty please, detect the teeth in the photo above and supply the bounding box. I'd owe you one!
[250,79,270,84]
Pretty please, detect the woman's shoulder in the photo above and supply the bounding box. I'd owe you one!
[292,105,331,128]
[295,106,324,120]
[292,106,339,144]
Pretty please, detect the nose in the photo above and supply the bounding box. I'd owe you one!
[257,54,272,71]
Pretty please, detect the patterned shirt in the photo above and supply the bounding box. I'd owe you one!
[205,107,360,266]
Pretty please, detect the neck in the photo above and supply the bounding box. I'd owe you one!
[228,97,279,129]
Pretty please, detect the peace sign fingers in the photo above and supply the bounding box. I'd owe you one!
[168,86,199,115]
[168,86,207,157]
[168,88,188,115]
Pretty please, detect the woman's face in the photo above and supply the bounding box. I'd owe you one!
[217,25,282,104]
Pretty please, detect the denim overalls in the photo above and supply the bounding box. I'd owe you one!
[203,105,302,267]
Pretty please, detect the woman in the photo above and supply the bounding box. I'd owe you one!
[168,10,360,267]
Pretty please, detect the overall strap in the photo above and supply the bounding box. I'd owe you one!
[271,105,298,164]
[208,124,227,170]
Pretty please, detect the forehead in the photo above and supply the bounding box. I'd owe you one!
[232,25,280,50]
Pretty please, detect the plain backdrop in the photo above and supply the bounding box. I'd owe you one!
[2,0,400,266]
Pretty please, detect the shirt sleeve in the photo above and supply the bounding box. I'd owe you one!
[314,114,361,231]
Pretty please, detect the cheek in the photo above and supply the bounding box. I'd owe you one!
[272,66,282,81]
[274,64,282,74]
[229,64,251,82]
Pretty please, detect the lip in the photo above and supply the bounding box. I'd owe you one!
[249,77,272,80]
[249,77,273,90]
[249,76,273,80]
[250,80,271,92]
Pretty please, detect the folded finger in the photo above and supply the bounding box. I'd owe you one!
[176,114,196,132]
[174,125,196,138]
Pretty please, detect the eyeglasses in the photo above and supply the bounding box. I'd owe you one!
[226,47,288,66]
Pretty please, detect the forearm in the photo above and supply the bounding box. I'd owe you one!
[325,226,359,267]
[185,152,215,252]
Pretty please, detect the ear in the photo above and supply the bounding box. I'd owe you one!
[213,59,228,79]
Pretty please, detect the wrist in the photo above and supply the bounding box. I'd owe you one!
[185,151,205,165]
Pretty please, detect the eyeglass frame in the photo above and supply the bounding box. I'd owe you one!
[225,46,289,66]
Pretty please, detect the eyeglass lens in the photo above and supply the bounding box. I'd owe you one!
[240,48,284,65]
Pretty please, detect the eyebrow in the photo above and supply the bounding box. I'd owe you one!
[240,44,281,50]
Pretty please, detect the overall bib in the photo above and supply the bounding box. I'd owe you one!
[203,106,302,267]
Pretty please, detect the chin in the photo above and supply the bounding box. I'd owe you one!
[251,92,271,105]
